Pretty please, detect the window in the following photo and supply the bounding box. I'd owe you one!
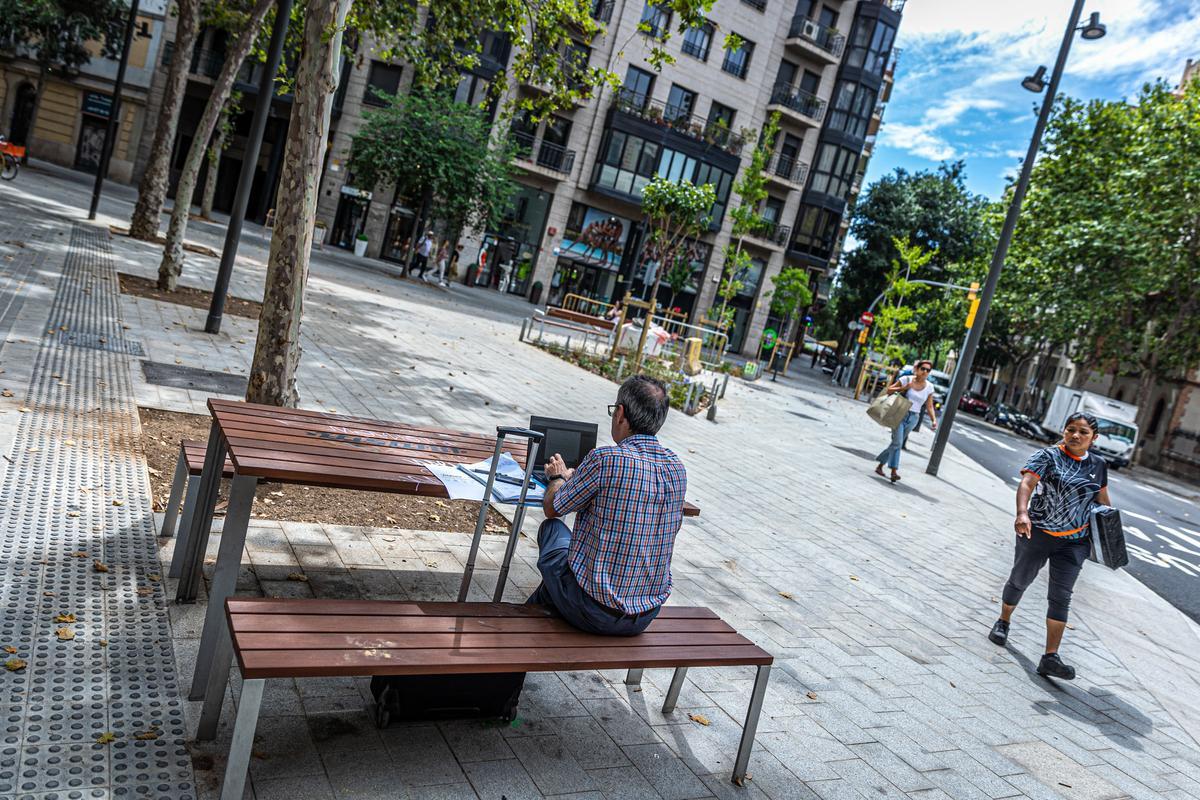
[762,196,784,224]
[665,84,697,123]
[775,60,797,89]
[817,4,838,29]
[363,61,402,106]
[809,142,859,200]
[538,117,573,170]
[563,41,591,92]
[681,22,713,61]
[640,2,671,40]
[510,111,537,156]
[738,257,765,297]
[721,36,754,79]
[694,161,733,225]
[799,69,821,96]
[596,130,660,197]
[827,80,877,139]
[845,16,895,75]
[622,66,655,110]
[791,203,841,260]
[709,101,735,129]
[658,148,698,183]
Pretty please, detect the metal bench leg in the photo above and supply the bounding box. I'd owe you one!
[732,665,771,786]
[624,669,643,685]
[176,423,227,603]
[190,474,257,700]
[217,678,265,800]
[160,446,189,538]
[662,667,688,713]
[168,478,201,579]
[196,618,236,740]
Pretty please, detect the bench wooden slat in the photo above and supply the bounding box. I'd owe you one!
[235,631,750,651]
[181,440,236,476]
[228,613,736,634]
[226,598,717,617]
[237,644,772,679]
[219,432,519,472]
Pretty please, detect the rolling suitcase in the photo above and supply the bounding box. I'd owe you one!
[371,673,526,727]
[1088,505,1129,569]
[372,426,544,729]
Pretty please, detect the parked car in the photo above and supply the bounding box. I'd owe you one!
[959,392,990,416]
[925,369,951,410]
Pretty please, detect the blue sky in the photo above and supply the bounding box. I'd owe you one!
[870,0,1200,201]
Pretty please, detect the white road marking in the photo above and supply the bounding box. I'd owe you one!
[957,428,985,442]
[1125,525,1152,542]
[978,434,1018,452]
[1122,510,1158,524]
[1132,483,1163,495]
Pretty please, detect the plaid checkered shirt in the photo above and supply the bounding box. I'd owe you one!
[551,434,687,614]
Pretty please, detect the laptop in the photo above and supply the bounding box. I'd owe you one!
[529,416,598,484]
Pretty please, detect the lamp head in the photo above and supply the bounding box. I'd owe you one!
[1080,11,1106,40]
[1021,66,1048,93]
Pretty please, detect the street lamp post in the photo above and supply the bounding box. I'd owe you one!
[87,0,141,221]
[925,0,1105,477]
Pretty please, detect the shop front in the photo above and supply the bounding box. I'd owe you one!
[329,185,372,250]
[74,91,112,173]
[381,188,418,265]
[548,202,638,307]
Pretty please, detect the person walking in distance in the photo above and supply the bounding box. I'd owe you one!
[987,412,1111,680]
[434,238,451,286]
[874,359,938,483]
[409,231,435,279]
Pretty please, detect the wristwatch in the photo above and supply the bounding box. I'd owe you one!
[547,475,565,484]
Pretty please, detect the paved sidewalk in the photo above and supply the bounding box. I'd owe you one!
[2,166,1200,800]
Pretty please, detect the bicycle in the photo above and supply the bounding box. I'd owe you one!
[0,136,22,181]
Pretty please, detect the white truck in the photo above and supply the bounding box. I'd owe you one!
[1041,386,1139,469]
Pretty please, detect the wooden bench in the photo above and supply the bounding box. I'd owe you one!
[160,439,235,577]
[200,599,773,799]
[522,307,617,353]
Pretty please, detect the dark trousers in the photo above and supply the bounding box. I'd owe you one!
[527,519,659,636]
[409,253,429,276]
[1002,527,1090,622]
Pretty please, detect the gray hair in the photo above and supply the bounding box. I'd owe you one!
[617,375,670,435]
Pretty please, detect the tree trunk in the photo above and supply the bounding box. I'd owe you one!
[156,0,274,291]
[129,0,202,241]
[245,0,352,407]
[199,122,227,219]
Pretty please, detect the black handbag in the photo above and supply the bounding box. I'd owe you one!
[1088,505,1129,569]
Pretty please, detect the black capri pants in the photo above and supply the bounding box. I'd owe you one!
[1001,527,1091,622]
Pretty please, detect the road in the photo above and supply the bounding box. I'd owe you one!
[949,413,1200,624]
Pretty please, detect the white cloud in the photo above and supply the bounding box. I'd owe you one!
[878,122,958,160]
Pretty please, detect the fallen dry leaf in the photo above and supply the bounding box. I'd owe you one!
[148,573,161,582]
[2,645,16,654]
[806,691,818,700]
[66,511,80,518]
[849,575,860,581]
[69,551,88,558]
[132,728,160,741]
[42,591,54,597]
[56,627,75,641]
[147,466,160,477]
[778,592,794,600]
[137,587,153,597]
[99,639,108,647]
[54,613,77,623]
[63,439,76,446]
[93,561,109,573]
[95,732,116,745]
[5,658,27,672]
[0,389,11,397]
[111,499,124,507]
[687,713,711,726]
[427,513,441,523]
[18,407,30,412]
[286,573,309,582]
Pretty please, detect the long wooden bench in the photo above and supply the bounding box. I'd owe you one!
[523,307,617,352]
[161,439,235,577]
[200,598,773,799]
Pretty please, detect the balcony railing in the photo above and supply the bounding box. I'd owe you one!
[740,0,767,10]
[614,88,747,155]
[721,51,750,79]
[786,16,845,57]
[590,0,614,23]
[681,37,709,60]
[766,150,808,185]
[191,49,224,79]
[511,130,575,175]
[747,219,791,247]
[767,84,825,123]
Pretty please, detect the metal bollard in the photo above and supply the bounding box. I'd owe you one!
[706,378,719,421]
[720,373,730,399]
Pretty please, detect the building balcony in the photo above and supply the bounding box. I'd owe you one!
[590,0,614,24]
[512,131,576,180]
[766,84,825,128]
[765,150,808,191]
[613,89,746,156]
[784,16,845,62]
[744,220,791,251]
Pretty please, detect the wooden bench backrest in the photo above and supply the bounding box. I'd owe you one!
[227,598,770,679]
[545,306,616,331]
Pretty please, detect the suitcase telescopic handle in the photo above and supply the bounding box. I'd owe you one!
[496,426,544,441]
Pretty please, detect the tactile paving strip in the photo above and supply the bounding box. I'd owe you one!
[0,225,195,800]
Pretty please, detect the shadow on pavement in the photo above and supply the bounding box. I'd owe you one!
[831,445,941,504]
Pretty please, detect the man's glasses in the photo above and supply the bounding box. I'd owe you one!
[607,404,619,417]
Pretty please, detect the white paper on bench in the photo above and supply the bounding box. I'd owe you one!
[425,452,545,504]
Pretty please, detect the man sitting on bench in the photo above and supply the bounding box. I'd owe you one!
[532,375,687,635]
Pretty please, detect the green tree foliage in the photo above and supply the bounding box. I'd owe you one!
[832,162,992,344]
[1005,81,1200,432]
[768,266,813,349]
[873,237,933,363]
[640,176,715,307]
[348,90,520,241]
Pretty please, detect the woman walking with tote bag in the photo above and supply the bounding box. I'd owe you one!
[874,360,938,483]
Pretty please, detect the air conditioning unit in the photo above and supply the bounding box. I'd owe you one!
[801,19,820,40]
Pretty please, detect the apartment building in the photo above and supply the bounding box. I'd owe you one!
[0,0,171,182]
[331,0,906,355]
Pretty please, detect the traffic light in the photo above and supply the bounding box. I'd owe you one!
[965,282,981,329]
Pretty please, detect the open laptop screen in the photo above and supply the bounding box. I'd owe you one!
[529,416,598,470]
